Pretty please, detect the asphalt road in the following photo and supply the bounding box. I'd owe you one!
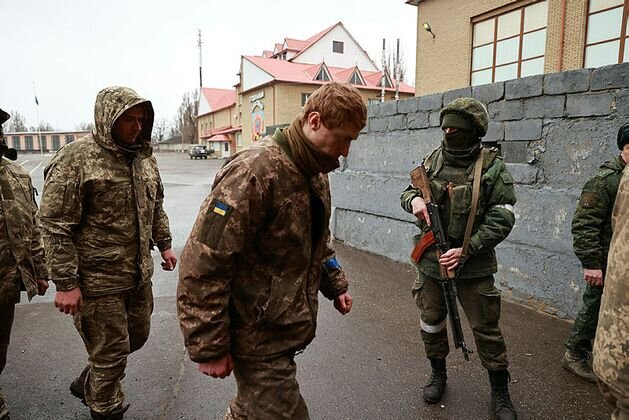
[3,152,611,419]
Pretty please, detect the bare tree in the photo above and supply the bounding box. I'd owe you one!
[176,89,199,145]
[77,121,95,131]
[30,122,54,132]
[386,43,407,83]
[6,110,28,132]
[152,118,170,143]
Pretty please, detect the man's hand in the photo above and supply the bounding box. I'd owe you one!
[439,247,463,271]
[584,268,604,286]
[197,354,233,379]
[54,288,83,315]
[36,279,49,296]
[334,292,353,315]
[161,248,178,271]
[411,196,431,226]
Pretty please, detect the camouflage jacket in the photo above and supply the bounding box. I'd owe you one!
[571,155,625,270]
[177,134,348,362]
[593,165,629,395]
[400,147,517,279]
[0,159,47,304]
[39,87,172,296]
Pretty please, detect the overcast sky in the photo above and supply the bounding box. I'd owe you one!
[0,0,417,130]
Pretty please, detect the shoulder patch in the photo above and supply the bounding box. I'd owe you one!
[197,198,234,248]
[579,192,599,208]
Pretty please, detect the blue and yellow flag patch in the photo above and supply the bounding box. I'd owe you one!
[212,200,230,216]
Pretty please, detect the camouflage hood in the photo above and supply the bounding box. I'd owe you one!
[92,86,154,156]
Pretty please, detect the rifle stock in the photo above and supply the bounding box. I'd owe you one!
[409,164,472,361]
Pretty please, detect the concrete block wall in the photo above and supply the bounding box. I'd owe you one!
[330,62,629,318]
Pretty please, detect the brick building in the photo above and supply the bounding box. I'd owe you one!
[406,0,628,96]
[3,130,90,154]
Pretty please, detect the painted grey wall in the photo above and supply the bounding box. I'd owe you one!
[330,62,629,319]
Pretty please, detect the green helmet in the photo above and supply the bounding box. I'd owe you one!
[439,98,489,137]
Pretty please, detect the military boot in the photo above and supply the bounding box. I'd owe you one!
[488,370,517,420]
[562,350,597,383]
[69,365,90,406]
[423,358,447,404]
[89,403,129,420]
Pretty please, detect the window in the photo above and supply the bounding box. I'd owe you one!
[471,1,548,85]
[25,135,33,150]
[12,136,20,150]
[65,134,74,143]
[301,93,312,107]
[585,0,628,67]
[333,41,344,54]
[52,135,61,150]
[224,143,229,152]
[314,66,330,81]
[349,69,365,85]
[379,72,393,88]
[236,132,242,147]
[40,135,46,151]
[368,98,381,106]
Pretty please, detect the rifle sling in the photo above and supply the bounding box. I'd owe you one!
[461,148,485,261]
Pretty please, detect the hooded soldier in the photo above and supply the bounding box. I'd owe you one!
[401,98,518,420]
[0,107,48,420]
[39,87,177,420]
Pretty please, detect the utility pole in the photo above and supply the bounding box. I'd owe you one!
[394,38,400,101]
[198,29,203,88]
[380,39,386,103]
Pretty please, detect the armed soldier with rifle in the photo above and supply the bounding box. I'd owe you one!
[400,98,518,420]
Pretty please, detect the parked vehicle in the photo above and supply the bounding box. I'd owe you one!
[189,145,208,159]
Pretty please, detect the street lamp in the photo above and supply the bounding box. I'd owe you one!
[423,22,436,39]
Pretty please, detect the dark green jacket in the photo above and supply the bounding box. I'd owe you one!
[571,155,626,270]
[400,147,516,279]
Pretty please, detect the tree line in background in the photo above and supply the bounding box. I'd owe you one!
[1,89,200,145]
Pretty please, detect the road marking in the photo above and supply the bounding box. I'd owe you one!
[19,159,30,166]
[30,162,42,175]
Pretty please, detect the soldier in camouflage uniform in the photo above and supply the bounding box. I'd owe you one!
[400,98,517,420]
[593,162,629,420]
[564,123,629,383]
[177,82,366,420]
[39,87,177,420]
[0,108,49,420]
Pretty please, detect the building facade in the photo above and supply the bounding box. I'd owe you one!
[406,0,629,96]
[197,22,414,153]
[4,130,90,153]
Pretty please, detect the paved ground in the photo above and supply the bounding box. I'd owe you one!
[2,152,611,419]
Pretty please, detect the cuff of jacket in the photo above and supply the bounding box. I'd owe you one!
[52,278,80,291]
[187,348,230,363]
[156,239,173,252]
[581,260,602,270]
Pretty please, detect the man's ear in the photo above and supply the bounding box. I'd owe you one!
[307,112,321,130]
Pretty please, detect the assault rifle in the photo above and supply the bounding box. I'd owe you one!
[410,164,472,361]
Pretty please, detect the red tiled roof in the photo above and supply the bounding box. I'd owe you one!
[284,38,308,51]
[200,88,236,114]
[243,55,414,93]
[262,50,274,58]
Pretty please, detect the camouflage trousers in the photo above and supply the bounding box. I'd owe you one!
[598,379,629,420]
[565,283,603,355]
[412,272,508,371]
[227,354,310,420]
[73,284,153,416]
[0,302,15,420]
